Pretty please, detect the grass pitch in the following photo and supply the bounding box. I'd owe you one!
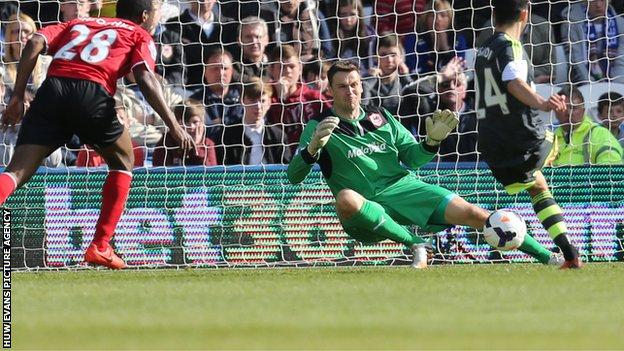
[12,263,624,350]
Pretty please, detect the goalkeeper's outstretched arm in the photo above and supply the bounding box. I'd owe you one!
[287,120,320,184]
[287,117,340,184]
[384,111,446,169]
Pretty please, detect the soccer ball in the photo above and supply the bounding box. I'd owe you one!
[483,210,526,251]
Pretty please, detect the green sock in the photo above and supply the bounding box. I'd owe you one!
[518,234,552,264]
[342,200,425,247]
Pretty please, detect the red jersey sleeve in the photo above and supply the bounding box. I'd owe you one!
[36,20,72,55]
[129,30,156,72]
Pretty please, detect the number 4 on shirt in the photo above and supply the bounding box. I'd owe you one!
[476,67,510,119]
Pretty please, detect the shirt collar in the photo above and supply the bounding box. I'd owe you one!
[244,123,264,135]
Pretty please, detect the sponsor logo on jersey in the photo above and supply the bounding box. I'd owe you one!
[347,142,387,159]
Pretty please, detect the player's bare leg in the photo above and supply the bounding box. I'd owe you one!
[527,171,582,269]
[336,189,430,268]
[443,196,562,265]
[442,196,489,229]
[83,130,134,269]
[0,144,58,205]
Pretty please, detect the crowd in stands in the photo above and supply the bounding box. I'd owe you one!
[0,0,623,168]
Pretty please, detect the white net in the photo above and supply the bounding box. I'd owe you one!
[2,0,623,270]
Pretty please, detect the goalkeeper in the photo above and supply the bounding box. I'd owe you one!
[287,61,562,268]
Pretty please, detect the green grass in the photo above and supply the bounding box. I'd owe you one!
[12,263,624,350]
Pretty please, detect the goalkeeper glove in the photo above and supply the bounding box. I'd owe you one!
[307,116,340,156]
[425,109,459,146]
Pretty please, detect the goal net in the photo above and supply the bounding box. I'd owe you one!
[3,0,623,270]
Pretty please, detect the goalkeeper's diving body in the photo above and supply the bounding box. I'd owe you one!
[287,61,562,268]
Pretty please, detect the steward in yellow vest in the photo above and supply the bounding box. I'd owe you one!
[552,116,623,165]
[550,84,623,166]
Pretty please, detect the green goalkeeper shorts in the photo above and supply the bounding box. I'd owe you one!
[343,174,456,243]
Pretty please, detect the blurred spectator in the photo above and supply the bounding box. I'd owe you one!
[476,12,555,83]
[263,0,332,61]
[550,84,623,165]
[154,3,185,88]
[597,92,624,146]
[302,60,331,97]
[266,45,331,153]
[362,33,412,115]
[116,75,166,147]
[90,0,111,17]
[0,4,12,57]
[89,0,177,19]
[59,0,90,22]
[399,57,478,162]
[76,95,146,168]
[452,0,491,44]
[2,13,50,94]
[0,2,17,24]
[0,70,61,167]
[0,67,5,107]
[190,47,243,138]
[374,0,421,37]
[560,0,624,83]
[164,0,237,86]
[220,0,271,21]
[403,0,469,76]
[234,16,270,81]
[76,144,144,169]
[153,101,217,167]
[220,78,291,165]
[327,0,374,73]
[3,1,57,26]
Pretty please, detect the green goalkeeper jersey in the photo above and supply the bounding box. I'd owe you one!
[287,105,438,198]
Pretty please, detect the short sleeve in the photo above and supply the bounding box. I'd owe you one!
[502,60,528,82]
[36,21,71,55]
[129,30,156,72]
[496,40,525,84]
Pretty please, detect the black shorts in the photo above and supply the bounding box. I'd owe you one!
[17,77,123,149]
[486,136,553,195]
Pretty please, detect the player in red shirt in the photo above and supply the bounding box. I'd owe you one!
[0,0,194,269]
